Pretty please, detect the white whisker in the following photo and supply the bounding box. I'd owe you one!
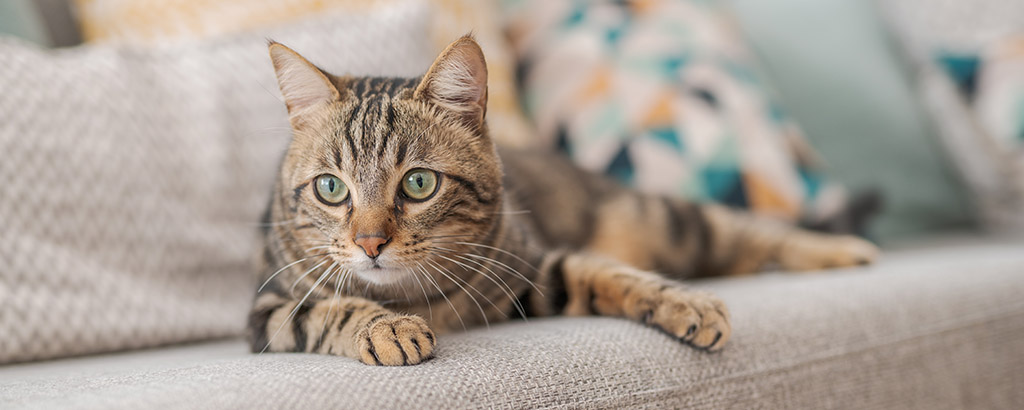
[312,261,339,299]
[425,259,490,329]
[404,264,434,322]
[430,243,542,296]
[431,253,508,318]
[261,263,334,353]
[463,252,543,295]
[317,266,345,351]
[289,257,331,295]
[494,210,532,215]
[450,252,527,320]
[254,218,297,227]
[416,261,465,331]
[258,257,310,293]
[453,241,541,274]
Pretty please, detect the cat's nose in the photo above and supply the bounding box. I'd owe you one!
[354,234,390,259]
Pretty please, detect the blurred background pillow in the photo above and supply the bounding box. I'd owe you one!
[0,0,81,47]
[974,36,1024,151]
[71,0,537,148]
[0,1,50,46]
[502,0,859,232]
[878,0,1024,234]
[726,0,980,241]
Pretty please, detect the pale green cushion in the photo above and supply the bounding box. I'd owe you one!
[0,0,50,46]
[727,0,977,241]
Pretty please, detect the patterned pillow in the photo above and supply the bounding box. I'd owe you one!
[975,36,1024,151]
[71,0,536,148]
[879,0,1024,231]
[503,0,849,224]
[0,3,433,364]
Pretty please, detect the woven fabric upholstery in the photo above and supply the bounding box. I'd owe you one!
[2,239,1022,409]
[0,3,434,364]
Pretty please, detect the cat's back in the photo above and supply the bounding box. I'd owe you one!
[497,147,622,248]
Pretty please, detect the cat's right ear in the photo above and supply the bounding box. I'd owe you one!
[268,41,340,121]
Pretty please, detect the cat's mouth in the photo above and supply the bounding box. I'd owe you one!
[342,251,417,286]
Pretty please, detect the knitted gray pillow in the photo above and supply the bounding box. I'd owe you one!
[0,3,433,364]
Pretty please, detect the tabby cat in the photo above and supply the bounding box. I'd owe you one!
[247,35,879,366]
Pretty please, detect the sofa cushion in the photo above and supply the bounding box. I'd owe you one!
[0,3,434,365]
[3,238,1022,408]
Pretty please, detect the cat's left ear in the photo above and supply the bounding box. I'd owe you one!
[268,41,341,121]
[414,35,488,129]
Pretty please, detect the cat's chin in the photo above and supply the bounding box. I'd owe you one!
[356,267,410,286]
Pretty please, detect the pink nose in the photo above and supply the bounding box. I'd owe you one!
[354,235,390,259]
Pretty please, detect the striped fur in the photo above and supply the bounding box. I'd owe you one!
[248,36,879,365]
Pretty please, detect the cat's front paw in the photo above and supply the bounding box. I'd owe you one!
[640,286,731,352]
[355,314,436,366]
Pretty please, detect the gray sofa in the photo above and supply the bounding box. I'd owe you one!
[3,1,1024,409]
[4,235,1022,409]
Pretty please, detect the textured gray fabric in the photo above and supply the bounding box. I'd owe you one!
[2,239,1022,409]
[0,3,434,364]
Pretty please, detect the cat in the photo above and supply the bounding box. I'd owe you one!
[247,35,879,366]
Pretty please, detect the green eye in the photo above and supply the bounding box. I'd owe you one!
[402,169,439,200]
[314,174,349,205]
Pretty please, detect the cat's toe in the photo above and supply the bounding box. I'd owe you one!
[682,292,730,351]
[357,315,436,366]
[645,287,731,352]
[838,236,880,266]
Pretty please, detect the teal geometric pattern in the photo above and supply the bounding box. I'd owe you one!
[606,144,635,185]
[936,53,981,98]
[504,0,849,222]
[649,127,684,152]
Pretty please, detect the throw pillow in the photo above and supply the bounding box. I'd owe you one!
[502,0,852,227]
[71,0,536,148]
[0,3,433,364]
[879,0,1024,232]
[975,35,1024,152]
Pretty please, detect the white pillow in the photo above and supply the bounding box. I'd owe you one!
[0,2,433,364]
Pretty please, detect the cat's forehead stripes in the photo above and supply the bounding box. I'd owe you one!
[360,94,391,161]
[324,77,433,201]
[333,77,420,168]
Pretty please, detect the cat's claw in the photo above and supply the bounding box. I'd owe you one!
[356,314,436,366]
[642,287,731,352]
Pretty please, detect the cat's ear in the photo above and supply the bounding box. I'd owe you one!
[268,41,341,120]
[414,35,488,129]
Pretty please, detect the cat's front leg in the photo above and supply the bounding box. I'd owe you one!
[541,252,731,351]
[248,294,436,365]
